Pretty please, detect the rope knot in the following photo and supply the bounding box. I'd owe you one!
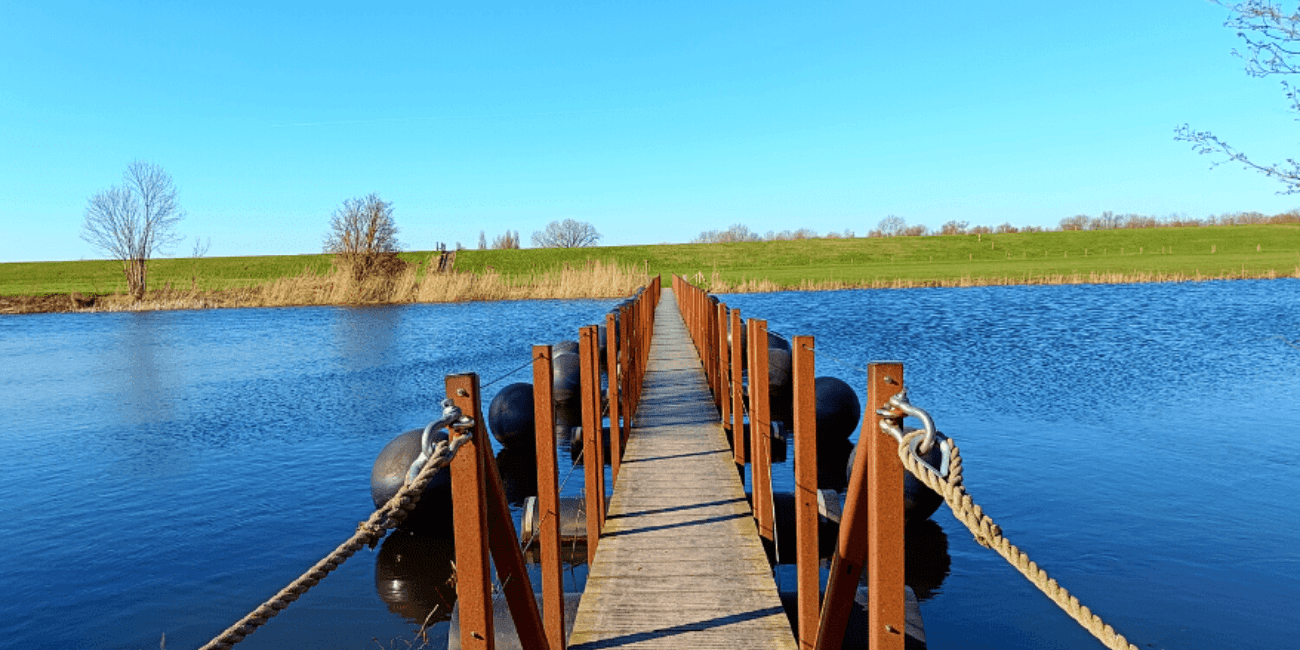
[356,520,387,549]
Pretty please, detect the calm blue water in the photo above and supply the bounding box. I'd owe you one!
[723,279,1300,650]
[0,299,619,650]
[1,281,1297,649]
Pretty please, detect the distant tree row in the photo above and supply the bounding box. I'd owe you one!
[691,224,855,243]
[479,229,522,250]
[1056,210,1300,231]
[687,209,1300,248]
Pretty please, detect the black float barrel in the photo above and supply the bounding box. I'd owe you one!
[369,427,453,534]
[488,382,536,449]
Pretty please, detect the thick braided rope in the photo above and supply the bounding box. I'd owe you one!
[897,430,1140,650]
[197,434,470,650]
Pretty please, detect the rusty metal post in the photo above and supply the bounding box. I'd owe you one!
[579,325,604,563]
[750,319,774,543]
[446,373,494,650]
[866,362,906,650]
[814,361,905,649]
[481,426,551,650]
[707,295,716,399]
[716,301,728,411]
[730,307,746,467]
[719,303,732,432]
[605,312,622,485]
[619,306,632,446]
[532,346,565,650]
[792,336,818,650]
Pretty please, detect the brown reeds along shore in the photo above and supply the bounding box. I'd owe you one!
[700,266,1300,293]
[3,257,1299,316]
[0,259,649,315]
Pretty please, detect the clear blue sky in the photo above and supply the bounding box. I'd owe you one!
[3,1,1297,263]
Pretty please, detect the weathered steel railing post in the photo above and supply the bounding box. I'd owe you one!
[719,302,732,433]
[792,336,819,650]
[579,325,605,563]
[865,362,906,650]
[451,373,552,650]
[446,373,494,650]
[605,312,622,484]
[618,306,632,446]
[815,361,905,649]
[532,346,565,650]
[750,318,774,543]
[730,307,746,468]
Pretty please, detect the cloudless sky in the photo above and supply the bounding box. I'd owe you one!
[3,1,1298,263]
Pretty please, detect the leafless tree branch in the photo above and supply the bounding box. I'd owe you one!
[1178,1,1300,193]
[530,219,601,248]
[79,161,185,299]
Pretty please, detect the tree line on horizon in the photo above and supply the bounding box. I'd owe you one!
[79,166,607,299]
[689,208,1300,245]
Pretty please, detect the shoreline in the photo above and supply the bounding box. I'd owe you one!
[4,266,1295,315]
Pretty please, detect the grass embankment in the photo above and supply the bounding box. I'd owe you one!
[2,224,1297,313]
[453,224,1300,290]
[0,255,647,314]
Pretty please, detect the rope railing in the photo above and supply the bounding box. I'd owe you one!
[196,274,663,650]
[885,395,1141,650]
[672,273,1143,650]
[198,402,474,650]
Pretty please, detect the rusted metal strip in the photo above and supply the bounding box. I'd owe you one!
[446,373,495,650]
[715,301,727,411]
[579,325,604,563]
[791,336,818,650]
[719,303,732,433]
[814,362,905,649]
[730,307,746,467]
[619,306,632,446]
[481,417,551,650]
[866,362,906,650]
[751,318,774,543]
[532,346,565,650]
[605,312,622,485]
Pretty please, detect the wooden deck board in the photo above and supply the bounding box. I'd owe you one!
[568,288,798,650]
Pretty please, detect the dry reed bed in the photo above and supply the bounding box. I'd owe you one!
[701,266,1300,293]
[12,261,1299,314]
[86,259,649,313]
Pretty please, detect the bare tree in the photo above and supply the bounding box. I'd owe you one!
[531,219,602,248]
[478,230,487,250]
[939,220,969,235]
[191,236,211,258]
[80,161,185,300]
[324,193,402,279]
[1176,1,1300,192]
[491,230,521,249]
[692,223,763,243]
[1059,215,1089,231]
[877,215,906,237]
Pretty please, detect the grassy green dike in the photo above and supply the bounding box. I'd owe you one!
[3,224,1299,298]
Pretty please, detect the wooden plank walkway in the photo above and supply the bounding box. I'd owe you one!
[568,288,798,650]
